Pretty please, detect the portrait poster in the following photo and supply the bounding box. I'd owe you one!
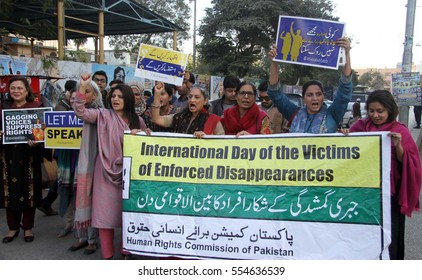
[210,76,224,101]
[275,16,345,69]
[391,72,421,106]
[2,107,52,144]
[122,132,391,260]
[135,44,188,86]
[0,56,27,75]
[43,111,83,149]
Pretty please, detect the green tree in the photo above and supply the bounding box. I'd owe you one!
[358,70,388,90]
[73,38,88,51]
[108,0,190,58]
[198,0,337,80]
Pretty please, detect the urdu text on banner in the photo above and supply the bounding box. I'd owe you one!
[391,72,421,106]
[122,132,391,260]
[275,16,345,69]
[134,44,188,86]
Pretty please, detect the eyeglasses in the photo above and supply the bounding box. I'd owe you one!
[93,78,106,83]
[258,96,270,101]
[237,91,255,98]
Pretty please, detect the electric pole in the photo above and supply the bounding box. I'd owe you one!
[399,0,417,125]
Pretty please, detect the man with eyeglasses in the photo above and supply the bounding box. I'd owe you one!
[92,70,109,107]
[258,81,289,133]
[210,75,240,117]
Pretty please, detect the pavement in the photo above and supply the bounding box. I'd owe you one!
[1,111,422,260]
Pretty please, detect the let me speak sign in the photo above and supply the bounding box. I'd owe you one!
[135,44,188,85]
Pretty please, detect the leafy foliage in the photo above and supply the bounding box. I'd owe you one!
[198,0,344,84]
[358,70,388,90]
[108,0,191,58]
[0,0,66,39]
[73,38,88,51]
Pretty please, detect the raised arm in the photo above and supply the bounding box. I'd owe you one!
[336,37,352,77]
[72,73,99,123]
[268,44,280,86]
[266,45,299,120]
[150,82,170,128]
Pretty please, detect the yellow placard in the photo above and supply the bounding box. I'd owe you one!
[139,44,188,66]
[44,127,82,149]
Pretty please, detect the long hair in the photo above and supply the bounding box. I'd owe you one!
[108,84,141,129]
[366,90,398,123]
[8,76,35,102]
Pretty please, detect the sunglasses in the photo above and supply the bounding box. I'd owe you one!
[258,96,270,101]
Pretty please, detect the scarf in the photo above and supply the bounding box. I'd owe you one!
[173,108,210,134]
[290,105,328,133]
[96,110,130,186]
[74,100,102,229]
[223,103,264,135]
[351,118,421,217]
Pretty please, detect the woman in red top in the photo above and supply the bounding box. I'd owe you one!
[222,81,272,136]
[151,82,224,137]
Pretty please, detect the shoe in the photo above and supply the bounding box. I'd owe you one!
[414,125,420,129]
[68,241,88,252]
[24,230,34,243]
[37,206,58,216]
[83,243,98,255]
[2,230,20,243]
[57,227,73,238]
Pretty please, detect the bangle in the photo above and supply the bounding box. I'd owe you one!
[151,103,161,108]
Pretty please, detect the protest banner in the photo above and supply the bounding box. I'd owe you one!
[43,111,83,149]
[135,44,188,86]
[2,107,51,144]
[275,16,345,69]
[391,72,421,106]
[122,132,391,260]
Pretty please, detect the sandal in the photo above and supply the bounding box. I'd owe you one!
[57,227,73,238]
[68,241,88,252]
[84,243,98,255]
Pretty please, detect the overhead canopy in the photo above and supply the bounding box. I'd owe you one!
[1,0,183,40]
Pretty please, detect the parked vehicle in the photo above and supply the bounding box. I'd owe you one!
[342,102,366,126]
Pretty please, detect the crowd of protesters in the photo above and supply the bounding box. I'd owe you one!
[0,37,420,260]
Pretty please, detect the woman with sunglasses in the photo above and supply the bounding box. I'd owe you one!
[267,37,352,133]
[258,80,289,133]
[222,81,272,136]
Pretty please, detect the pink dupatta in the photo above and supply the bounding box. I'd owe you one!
[351,118,421,216]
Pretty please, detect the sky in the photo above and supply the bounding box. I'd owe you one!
[182,0,422,69]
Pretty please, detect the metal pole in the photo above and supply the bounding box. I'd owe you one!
[192,0,197,72]
[57,0,65,60]
[399,0,417,125]
[98,10,104,64]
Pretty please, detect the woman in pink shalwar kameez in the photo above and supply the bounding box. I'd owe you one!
[73,74,147,259]
[349,90,421,260]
